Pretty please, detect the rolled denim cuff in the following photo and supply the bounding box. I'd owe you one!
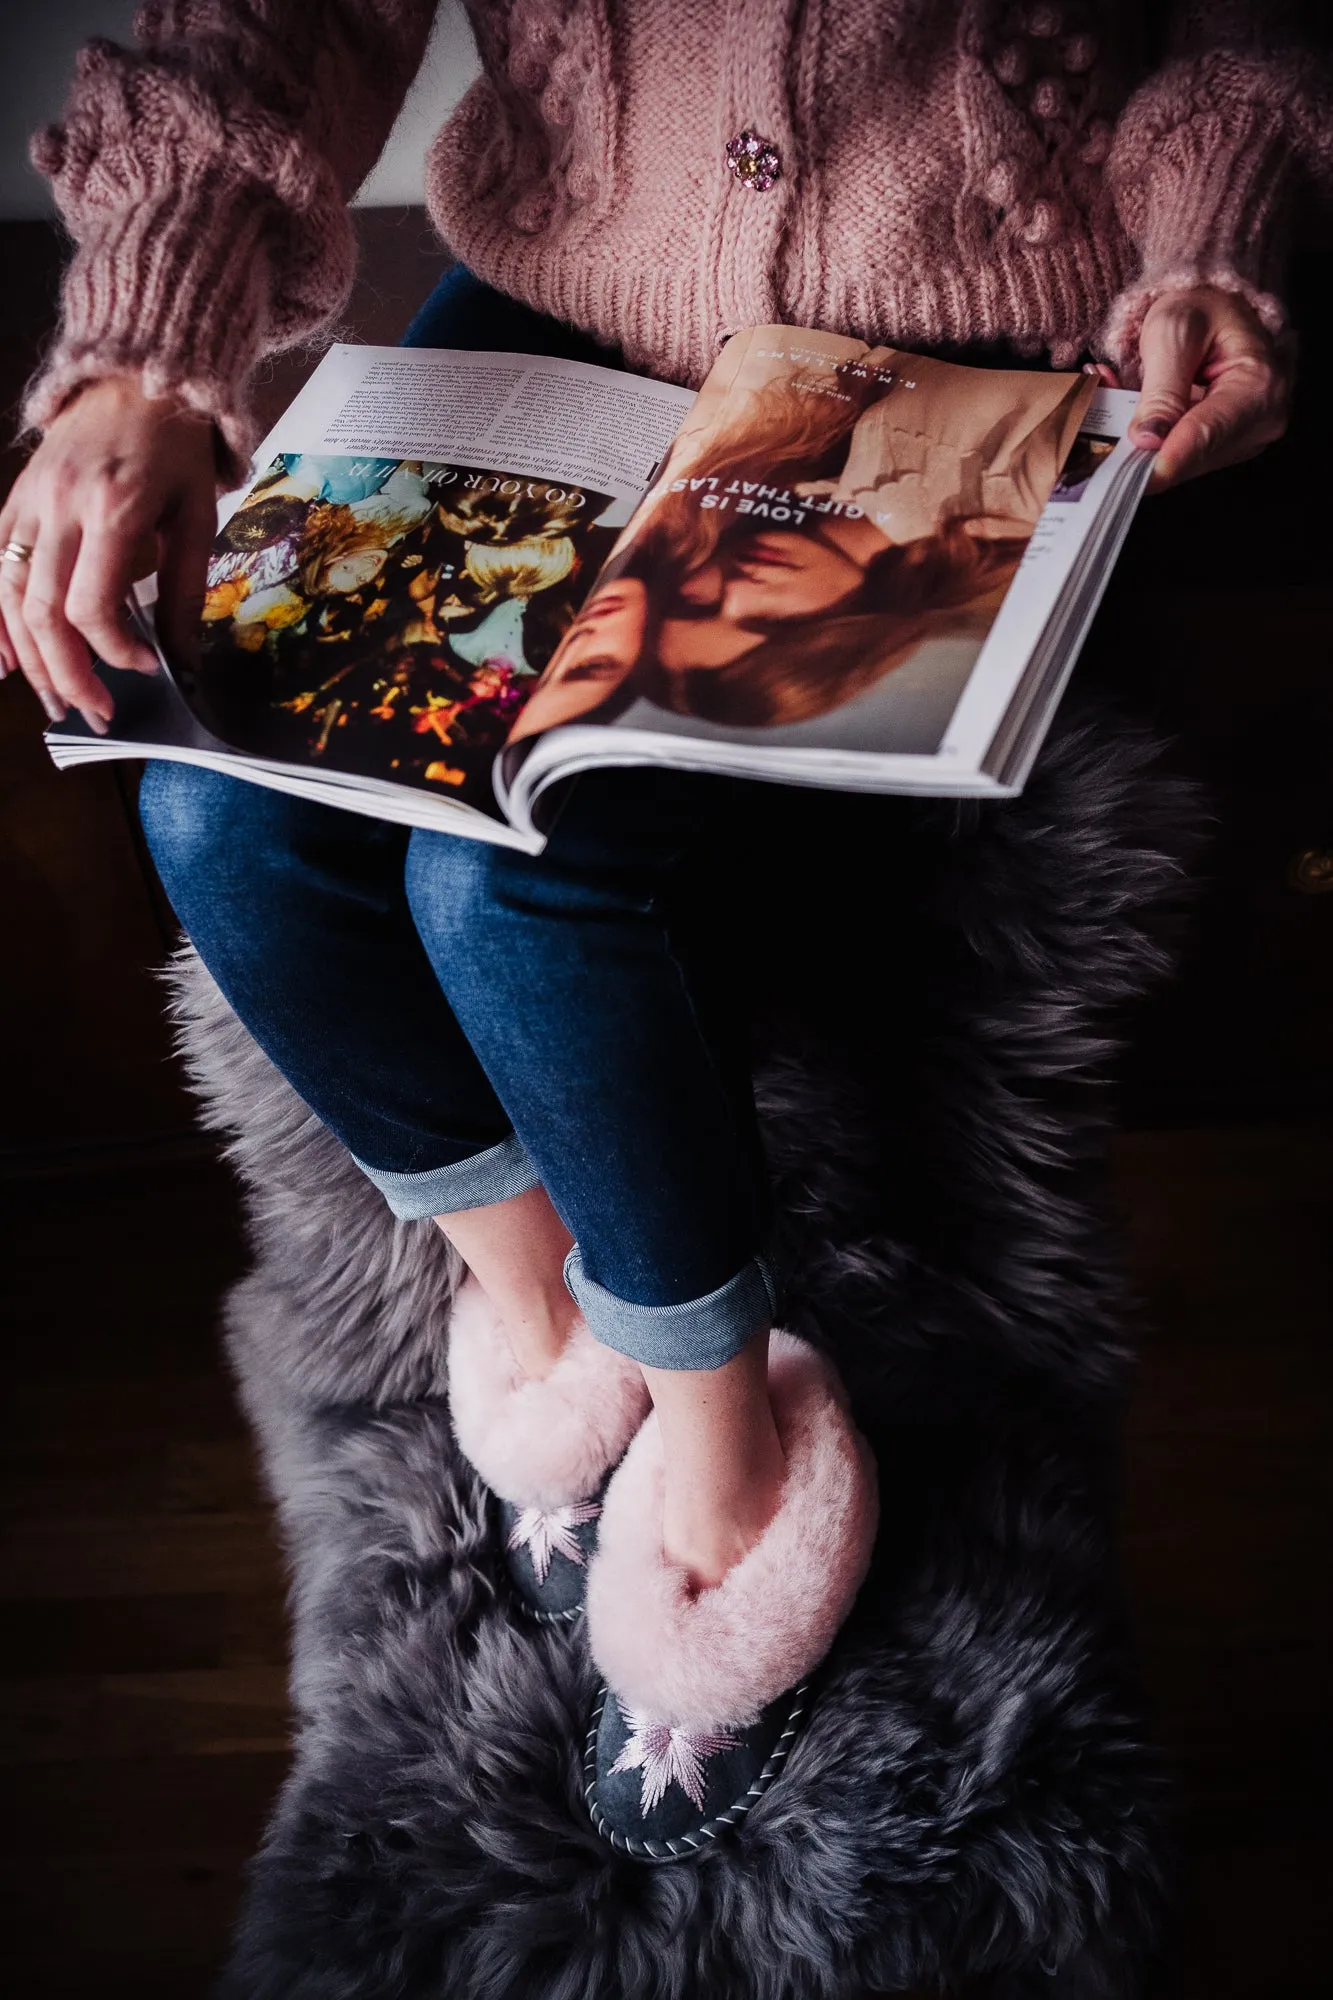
[352,1133,541,1220]
[563,1247,779,1370]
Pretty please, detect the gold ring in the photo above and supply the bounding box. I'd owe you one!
[1,540,34,566]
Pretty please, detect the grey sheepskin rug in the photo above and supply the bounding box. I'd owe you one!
[165,705,1198,2000]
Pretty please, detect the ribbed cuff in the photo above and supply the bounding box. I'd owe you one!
[352,1133,542,1221]
[564,1248,779,1371]
[23,183,267,473]
[22,159,354,482]
[1103,64,1303,382]
[1101,262,1289,388]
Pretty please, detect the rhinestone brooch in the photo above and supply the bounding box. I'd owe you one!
[726,128,781,193]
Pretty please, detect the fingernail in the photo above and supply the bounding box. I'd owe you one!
[41,692,67,723]
[84,709,110,736]
[1137,416,1174,442]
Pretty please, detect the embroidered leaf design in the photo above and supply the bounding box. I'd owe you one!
[609,1710,741,1813]
[506,1499,600,1583]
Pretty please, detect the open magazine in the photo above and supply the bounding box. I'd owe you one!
[45,327,1150,855]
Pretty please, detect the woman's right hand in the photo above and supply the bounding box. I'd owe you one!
[0,377,219,733]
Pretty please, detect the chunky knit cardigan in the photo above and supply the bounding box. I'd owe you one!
[23,1,1332,474]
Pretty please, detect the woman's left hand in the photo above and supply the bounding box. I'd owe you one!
[1115,284,1291,493]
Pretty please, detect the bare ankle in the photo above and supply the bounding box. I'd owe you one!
[639,1328,790,1591]
[662,1426,786,1592]
[433,1185,579,1381]
[501,1283,581,1381]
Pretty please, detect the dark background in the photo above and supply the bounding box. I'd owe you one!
[1,206,1330,1998]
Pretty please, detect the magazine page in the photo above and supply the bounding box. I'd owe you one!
[44,647,559,849]
[496,326,1096,824]
[189,345,694,822]
[930,381,1146,779]
[47,344,694,844]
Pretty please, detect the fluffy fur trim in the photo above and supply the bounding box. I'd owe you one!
[586,1331,879,1730]
[446,1276,651,1509]
[162,702,1191,1996]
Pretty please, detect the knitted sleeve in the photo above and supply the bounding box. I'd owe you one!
[1101,3,1333,380]
[23,0,438,472]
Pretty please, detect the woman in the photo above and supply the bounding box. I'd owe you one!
[511,515,1026,739]
[0,2,1315,1863]
[514,344,1055,739]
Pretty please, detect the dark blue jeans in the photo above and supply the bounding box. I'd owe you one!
[140,270,779,1369]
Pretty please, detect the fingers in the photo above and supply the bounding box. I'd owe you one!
[1129,295,1212,454]
[0,493,157,730]
[17,516,114,732]
[0,590,16,681]
[0,527,70,725]
[1147,356,1286,491]
[0,456,158,728]
[65,518,163,678]
[154,488,218,671]
[0,377,220,738]
[1129,286,1291,493]
[0,502,24,679]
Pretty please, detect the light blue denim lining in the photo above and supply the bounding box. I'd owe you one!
[353,1132,541,1220]
[564,1246,779,1370]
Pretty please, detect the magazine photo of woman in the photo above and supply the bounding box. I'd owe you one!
[510,341,1086,750]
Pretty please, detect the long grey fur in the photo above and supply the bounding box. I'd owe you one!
[162,703,1198,1999]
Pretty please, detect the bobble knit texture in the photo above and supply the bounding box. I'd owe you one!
[25,1,1333,469]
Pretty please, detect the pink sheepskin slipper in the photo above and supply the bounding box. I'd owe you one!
[446,1274,651,1511]
[585,1330,879,1732]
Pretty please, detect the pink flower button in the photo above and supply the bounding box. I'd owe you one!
[726,128,782,193]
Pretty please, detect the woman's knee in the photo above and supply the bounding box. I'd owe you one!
[404,827,512,961]
[137,761,320,919]
[137,760,252,888]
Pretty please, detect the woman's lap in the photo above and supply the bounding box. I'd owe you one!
[138,274,780,1365]
[136,758,530,1193]
[406,770,774,1322]
[139,749,779,1363]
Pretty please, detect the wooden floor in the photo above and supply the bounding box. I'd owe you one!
[1,211,1330,1998]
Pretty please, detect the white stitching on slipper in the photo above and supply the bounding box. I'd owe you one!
[583,1682,810,1864]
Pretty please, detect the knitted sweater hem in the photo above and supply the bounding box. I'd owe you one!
[19,4,1331,455]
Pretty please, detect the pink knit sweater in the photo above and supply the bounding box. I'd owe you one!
[24,2,1332,473]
